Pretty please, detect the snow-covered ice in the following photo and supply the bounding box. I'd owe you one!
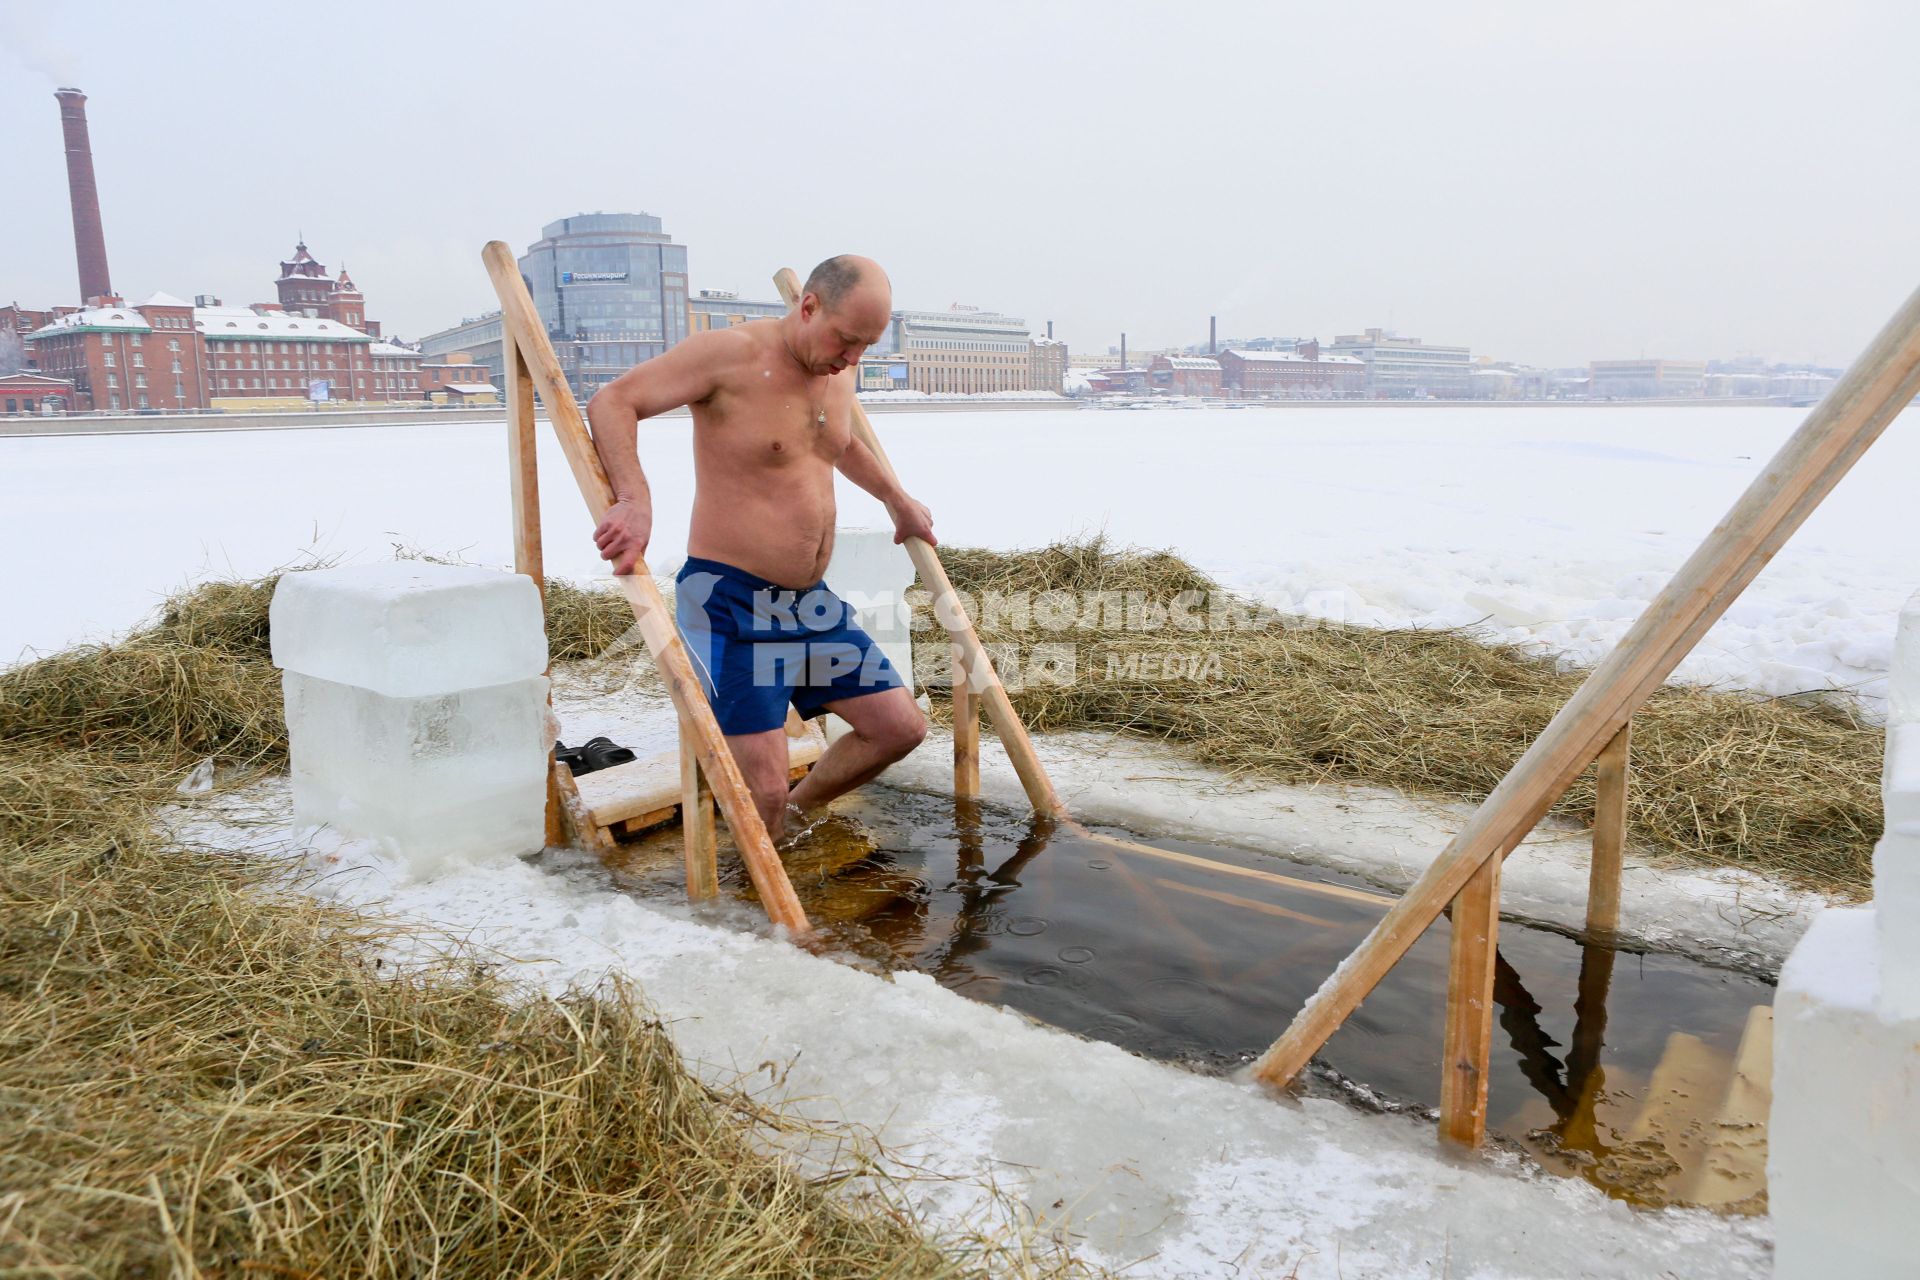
[9,404,1918,713]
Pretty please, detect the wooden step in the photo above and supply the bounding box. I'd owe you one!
[574,721,826,833]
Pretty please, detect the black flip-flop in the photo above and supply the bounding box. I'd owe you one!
[558,736,636,777]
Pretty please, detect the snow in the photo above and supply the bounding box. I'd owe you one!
[30,305,151,335]
[169,776,1772,1278]
[1221,348,1366,365]
[194,306,370,342]
[6,404,1915,715]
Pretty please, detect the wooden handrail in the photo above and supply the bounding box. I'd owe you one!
[1253,282,1920,1090]
[483,242,811,936]
[772,266,1065,819]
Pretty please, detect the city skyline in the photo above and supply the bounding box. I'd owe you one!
[3,3,1916,369]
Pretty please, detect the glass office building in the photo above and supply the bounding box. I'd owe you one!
[518,213,689,400]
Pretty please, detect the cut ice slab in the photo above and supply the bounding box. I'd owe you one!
[285,670,551,878]
[270,561,547,698]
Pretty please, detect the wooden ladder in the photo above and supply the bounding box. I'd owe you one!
[484,242,812,934]
[1252,282,1920,1148]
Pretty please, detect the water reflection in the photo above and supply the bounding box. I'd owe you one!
[604,786,1772,1211]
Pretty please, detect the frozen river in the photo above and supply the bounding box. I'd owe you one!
[6,402,1917,703]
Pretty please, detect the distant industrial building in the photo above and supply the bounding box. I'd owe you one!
[1086,368,1150,395]
[2,305,76,375]
[26,240,481,413]
[1218,344,1365,398]
[1588,358,1707,399]
[1029,335,1068,394]
[517,213,690,401]
[1148,355,1221,396]
[1327,328,1472,398]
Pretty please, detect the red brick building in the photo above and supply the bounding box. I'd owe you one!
[24,240,476,411]
[30,294,207,413]
[1218,345,1366,398]
[1148,355,1222,396]
[0,372,76,415]
[276,243,380,337]
[421,352,496,400]
[2,304,77,375]
[197,303,373,404]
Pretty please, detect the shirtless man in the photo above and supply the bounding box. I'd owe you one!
[585,255,931,840]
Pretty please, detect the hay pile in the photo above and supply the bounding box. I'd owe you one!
[927,537,1882,895]
[0,572,1075,1278]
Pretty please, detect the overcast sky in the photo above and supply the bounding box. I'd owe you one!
[4,2,1916,367]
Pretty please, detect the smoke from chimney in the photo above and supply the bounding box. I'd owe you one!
[54,87,112,304]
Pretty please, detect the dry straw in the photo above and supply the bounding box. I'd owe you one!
[0,570,1093,1278]
[927,537,1882,896]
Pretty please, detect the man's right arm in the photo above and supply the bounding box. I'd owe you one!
[583,330,739,575]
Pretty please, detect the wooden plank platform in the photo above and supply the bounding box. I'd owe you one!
[576,721,827,835]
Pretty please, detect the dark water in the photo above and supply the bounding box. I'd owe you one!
[603,787,1775,1210]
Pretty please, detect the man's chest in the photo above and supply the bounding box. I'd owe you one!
[703,389,851,471]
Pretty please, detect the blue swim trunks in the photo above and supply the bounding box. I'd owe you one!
[674,555,905,736]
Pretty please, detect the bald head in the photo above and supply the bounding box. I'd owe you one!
[788,254,891,377]
[803,254,889,313]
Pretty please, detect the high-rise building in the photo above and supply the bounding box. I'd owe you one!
[517,213,689,401]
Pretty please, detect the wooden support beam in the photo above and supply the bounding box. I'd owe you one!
[773,266,1064,820]
[952,640,980,798]
[552,758,617,859]
[483,241,811,937]
[505,336,565,847]
[680,730,718,902]
[1252,281,1920,1091]
[575,728,825,829]
[1587,721,1632,937]
[1438,854,1502,1147]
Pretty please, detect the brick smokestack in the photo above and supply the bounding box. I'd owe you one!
[54,88,113,304]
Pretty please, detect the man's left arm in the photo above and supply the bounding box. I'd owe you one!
[837,432,936,547]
